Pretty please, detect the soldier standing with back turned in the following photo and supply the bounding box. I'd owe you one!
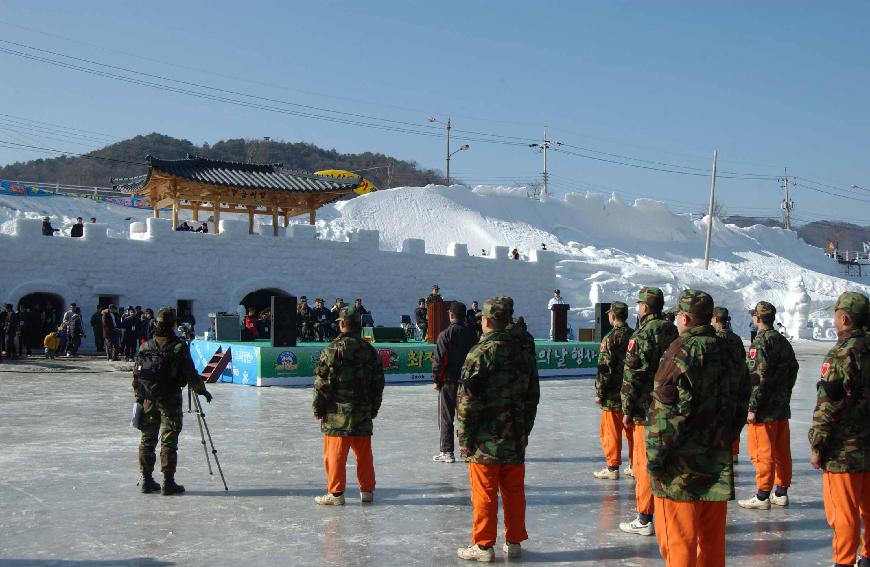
[593,301,634,480]
[132,307,212,495]
[312,305,385,506]
[808,292,870,567]
[711,307,750,463]
[739,301,799,510]
[619,287,678,536]
[646,290,734,567]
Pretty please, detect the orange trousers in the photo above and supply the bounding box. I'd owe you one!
[823,471,870,565]
[599,409,634,468]
[747,420,792,491]
[468,463,528,547]
[654,497,727,567]
[631,424,654,516]
[323,435,375,494]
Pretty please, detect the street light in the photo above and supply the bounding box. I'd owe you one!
[428,116,470,186]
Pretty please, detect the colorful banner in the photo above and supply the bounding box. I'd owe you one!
[314,169,377,195]
[0,179,161,209]
[0,180,54,196]
[191,339,599,387]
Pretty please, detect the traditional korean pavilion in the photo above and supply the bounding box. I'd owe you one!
[113,155,361,234]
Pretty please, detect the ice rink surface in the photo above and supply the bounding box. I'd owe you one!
[0,342,842,566]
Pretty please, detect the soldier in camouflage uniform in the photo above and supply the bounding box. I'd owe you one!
[311,298,331,342]
[711,307,750,462]
[425,284,443,307]
[808,292,870,567]
[132,307,212,495]
[739,301,800,510]
[297,296,314,341]
[619,287,678,536]
[646,290,733,567]
[456,297,540,562]
[312,305,385,506]
[593,301,634,480]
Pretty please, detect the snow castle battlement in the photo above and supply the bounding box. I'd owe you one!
[3,217,557,338]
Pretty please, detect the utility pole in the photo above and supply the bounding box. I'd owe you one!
[780,168,794,230]
[703,150,718,270]
[529,127,560,197]
[445,117,451,186]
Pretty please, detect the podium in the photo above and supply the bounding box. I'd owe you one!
[426,302,450,343]
[550,303,570,341]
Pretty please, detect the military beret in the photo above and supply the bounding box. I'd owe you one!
[482,297,510,321]
[336,306,360,323]
[827,291,869,321]
[637,287,665,310]
[608,301,629,319]
[156,307,176,324]
[748,301,776,318]
[677,289,714,318]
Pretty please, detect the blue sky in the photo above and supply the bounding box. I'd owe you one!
[0,1,868,223]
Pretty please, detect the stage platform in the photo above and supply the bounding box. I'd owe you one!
[190,338,599,387]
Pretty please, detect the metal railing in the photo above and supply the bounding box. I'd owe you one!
[2,179,128,199]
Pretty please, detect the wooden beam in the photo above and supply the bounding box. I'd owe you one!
[283,210,289,228]
[247,206,255,235]
[192,202,200,222]
[213,200,220,233]
[271,206,278,236]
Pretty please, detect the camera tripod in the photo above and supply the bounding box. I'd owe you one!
[192,391,228,491]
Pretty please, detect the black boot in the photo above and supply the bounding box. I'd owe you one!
[141,475,161,494]
[162,475,185,495]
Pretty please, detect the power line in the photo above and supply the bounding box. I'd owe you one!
[0,140,146,166]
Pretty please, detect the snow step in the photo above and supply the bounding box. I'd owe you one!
[199,346,232,384]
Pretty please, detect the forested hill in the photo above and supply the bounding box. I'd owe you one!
[0,133,442,189]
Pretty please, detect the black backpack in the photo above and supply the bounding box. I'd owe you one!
[135,339,180,400]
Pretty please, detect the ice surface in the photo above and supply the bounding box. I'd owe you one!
[0,342,842,566]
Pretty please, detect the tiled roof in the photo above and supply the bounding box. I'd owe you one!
[113,155,360,193]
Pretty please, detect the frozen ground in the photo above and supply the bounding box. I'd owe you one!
[0,342,842,566]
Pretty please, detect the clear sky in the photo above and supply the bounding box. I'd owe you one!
[0,1,868,224]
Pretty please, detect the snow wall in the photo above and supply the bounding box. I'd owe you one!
[1,217,557,338]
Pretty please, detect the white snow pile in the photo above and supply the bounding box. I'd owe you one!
[2,184,867,338]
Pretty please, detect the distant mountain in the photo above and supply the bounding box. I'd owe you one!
[725,215,868,251]
[0,133,442,189]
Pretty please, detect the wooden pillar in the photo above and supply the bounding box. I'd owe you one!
[283,210,289,228]
[247,207,255,235]
[151,188,159,218]
[153,205,159,219]
[308,203,316,226]
[192,202,200,222]
[212,200,220,233]
[171,199,179,229]
[271,207,278,236]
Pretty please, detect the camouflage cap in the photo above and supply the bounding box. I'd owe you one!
[748,301,776,318]
[336,305,360,323]
[827,291,870,321]
[481,297,511,322]
[636,287,665,311]
[677,289,714,318]
[608,301,629,319]
[495,295,515,317]
[155,307,176,324]
[432,284,439,290]
[299,296,308,302]
[712,306,730,321]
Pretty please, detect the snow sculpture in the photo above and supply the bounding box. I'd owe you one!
[782,277,813,339]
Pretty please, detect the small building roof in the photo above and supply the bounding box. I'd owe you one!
[113,155,360,194]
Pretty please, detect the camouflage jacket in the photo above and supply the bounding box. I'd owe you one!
[425,293,443,306]
[313,331,385,436]
[131,334,206,401]
[506,322,540,429]
[646,325,734,501]
[596,323,633,411]
[718,328,750,443]
[747,328,799,421]
[808,329,870,472]
[621,314,678,422]
[457,329,540,464]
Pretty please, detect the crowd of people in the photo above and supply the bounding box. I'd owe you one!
[41,216,98,237]
[0,301,195,362]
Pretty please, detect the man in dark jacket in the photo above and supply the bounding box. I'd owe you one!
[122,307,141,361]
[3,304,19,358]
[102,305,120,361]
[41,217,59,236]
[70,217,84,238]
[90,308,104,352]
[432,301,479,464]
[414,299,428,340]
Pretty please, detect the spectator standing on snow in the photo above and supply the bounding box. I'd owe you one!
[121,307,140,361]
[42,217,59,236]
[70,217,84,238]
[16,306,30,357]
[65,306,84,357]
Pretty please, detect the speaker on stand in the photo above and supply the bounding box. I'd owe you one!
[594,302,612,342]
[271,295,297,347]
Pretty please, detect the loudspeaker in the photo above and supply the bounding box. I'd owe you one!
[594,302,612,342]
[271,295,297,347]
[362,326,406,343]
